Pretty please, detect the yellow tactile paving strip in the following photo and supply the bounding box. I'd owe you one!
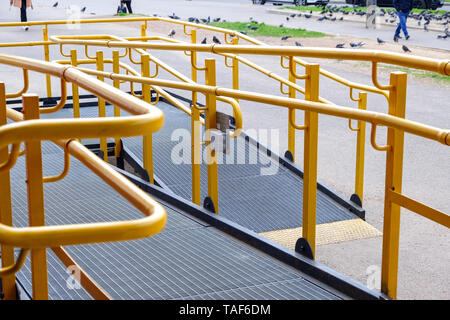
[259,219,382,250]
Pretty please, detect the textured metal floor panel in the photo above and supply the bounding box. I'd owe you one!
[178,278,338,300]
[62,228,342,300]
[121,102,358,233]
[16,249,93,300]
[9,150,345,300]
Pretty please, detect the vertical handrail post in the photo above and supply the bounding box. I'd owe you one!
[302,64,320,258]
[0,83,16,299]
[43,26,52,98]
[141,23,147,38]
[23,93,48,300]
[231,38,239,102]
[96,51,108,161]
[112,51,122,159]
[205,59,219,214]
[354,92,367,203]
[287,58,297,162]
[141,54,154,184]
[70,50,80,119]
[381,72,407,299]
[190,29,201,205]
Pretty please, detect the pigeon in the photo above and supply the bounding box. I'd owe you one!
[336,43,345,48]
[402,45,411,52]
[286,17,290,21]
[279,24,284,28]
[250,26,258,31]
[168,29,176,37]
[295,41,302,47]
[201,37,207,44]
[212,36,221,44]
[53,2,58,7]
[81,7,86,13]
[304,14,312,19]
[437,34,447,39]
[281,36,291,40]
[349,42,358,48]
[377,37,385,44]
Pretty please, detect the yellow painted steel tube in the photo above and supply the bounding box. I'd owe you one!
[141,54,154,184]
[50,36,450,76]
[5,69,29,99]
[70,50,80,118]
[302,64,320,258]
[43,26,52,98]
[381,72,407,300]
[2,111,167,250]
[190,29,201,206]
[96,51,108,161]
[0,54,161,117]
[205,59,219,214]
[22,93,48,299]
[0,206,166,248]
[0,82,16,299]
[354,92,367,202]
[0,17,440,93]
[0,114,163,149]
[64,70,449,146]
[38,77,67,114]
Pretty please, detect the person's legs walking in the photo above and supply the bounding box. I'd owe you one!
[401,11,410,39]
[20,0,27,22]
[125,1,132,14]
[394,11,408,41]
[20,0,29,30]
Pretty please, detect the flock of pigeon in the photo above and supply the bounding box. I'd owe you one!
[52,2,88,13]
[286,4,450,40]
[165,10,415,53]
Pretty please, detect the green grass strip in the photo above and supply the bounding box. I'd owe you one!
[209,21,326,38]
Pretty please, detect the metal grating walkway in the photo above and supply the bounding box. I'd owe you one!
[120,101,359,233]
[8,143,347,300]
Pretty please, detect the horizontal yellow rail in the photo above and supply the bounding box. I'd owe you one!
[49,36,450,76]
[0,114,162,148]
[0,56,167,251]
[1,16,446,99]
[0,209,165,248]
[69,68,450,146]
[52,34,243,131]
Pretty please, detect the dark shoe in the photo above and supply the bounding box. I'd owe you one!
[394,35,399,42]
[405,35,410,40]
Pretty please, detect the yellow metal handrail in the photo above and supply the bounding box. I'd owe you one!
[63,69,450,146]
[49,38,450,76]
[0,55,167,299]
[1,18,449,300]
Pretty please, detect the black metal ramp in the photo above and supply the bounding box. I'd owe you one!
[8,142,363,300]
[121,100,363,233]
